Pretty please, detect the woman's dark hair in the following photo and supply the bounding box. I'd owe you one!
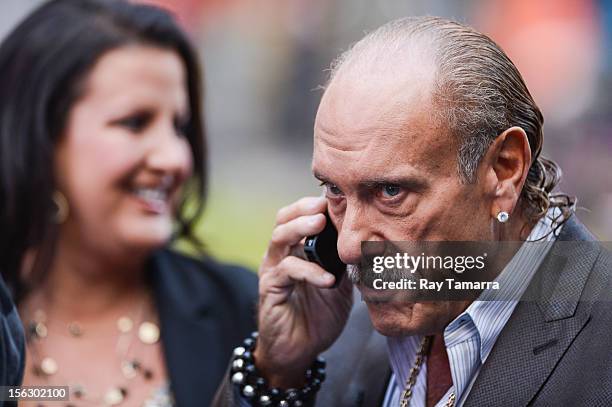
[0,0,207,301]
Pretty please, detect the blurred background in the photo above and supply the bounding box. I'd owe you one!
[2,0,611,269]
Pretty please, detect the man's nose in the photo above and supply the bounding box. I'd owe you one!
[336,203,370,266]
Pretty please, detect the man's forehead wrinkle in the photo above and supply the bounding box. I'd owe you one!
[315,103,440,163]
[314,101,403,157]
[316,87,429,146]
[316,116,407,145]
[315,121,365,153]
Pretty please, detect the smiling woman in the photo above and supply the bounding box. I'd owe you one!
[0,1,257,405]
[54,45,193,251]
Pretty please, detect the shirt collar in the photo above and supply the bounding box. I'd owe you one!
[454,207,563,363]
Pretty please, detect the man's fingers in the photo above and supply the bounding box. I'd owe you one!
[265,213,326,265]
[275,196,326,225]
[288,240,308,261]
[261,256,336,295]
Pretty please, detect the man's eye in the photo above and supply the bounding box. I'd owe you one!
[381,184,401,198]
[320,182,343,197]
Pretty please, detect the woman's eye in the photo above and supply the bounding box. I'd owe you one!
[381,184,401,198]
[115,113,151,133]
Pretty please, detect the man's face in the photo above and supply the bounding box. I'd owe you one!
[312,66,494,336]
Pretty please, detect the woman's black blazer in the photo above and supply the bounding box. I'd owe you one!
[147,249,258,406]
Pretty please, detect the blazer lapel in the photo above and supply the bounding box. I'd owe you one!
[148,251,226,406]
[464,222,602,406]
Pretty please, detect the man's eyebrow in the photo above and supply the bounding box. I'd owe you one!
[313,172,330,183]
[313,172,427,191]
[360,177,428,191]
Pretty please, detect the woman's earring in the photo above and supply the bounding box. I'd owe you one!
[52,191,69,224]
[496,211,509,223]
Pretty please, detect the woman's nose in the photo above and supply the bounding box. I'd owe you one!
[146,122,192,176]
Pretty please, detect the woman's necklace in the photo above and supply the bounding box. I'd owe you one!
[400,336,456,407]
[25,297,163,406]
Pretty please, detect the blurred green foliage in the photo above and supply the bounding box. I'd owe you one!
[174,187,283,271]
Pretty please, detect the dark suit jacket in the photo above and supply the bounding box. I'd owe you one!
[148,249,258,407]
[0,275,25,390]
[213,216,612,406]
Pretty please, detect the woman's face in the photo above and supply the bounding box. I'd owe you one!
[54,46,193,255]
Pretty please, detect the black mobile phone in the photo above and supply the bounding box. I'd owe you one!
[303,212,346,287]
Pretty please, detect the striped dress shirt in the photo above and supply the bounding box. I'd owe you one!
[383,208,562,407]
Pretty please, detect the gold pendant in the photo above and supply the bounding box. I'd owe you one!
[121,360,138,379]
[35,322,48,338]
[40,357,58,375]
[138,322,160,344]
[104,387,126,406]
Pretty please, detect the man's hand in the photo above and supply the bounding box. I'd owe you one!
[254,196,353,388]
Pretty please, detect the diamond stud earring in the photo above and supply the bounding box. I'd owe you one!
[496,211,509,223]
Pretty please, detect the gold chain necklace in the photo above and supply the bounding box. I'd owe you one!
[25,298,161,406]
[399,336,456,407]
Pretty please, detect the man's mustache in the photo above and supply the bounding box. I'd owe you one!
[347,264,361,285]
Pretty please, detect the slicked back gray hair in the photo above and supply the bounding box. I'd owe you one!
[328,16,575,226]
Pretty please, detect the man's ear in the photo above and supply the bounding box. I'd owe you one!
[486,126,531,218]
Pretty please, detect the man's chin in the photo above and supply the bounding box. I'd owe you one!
[363,296,453,337]
[364,300,420,337]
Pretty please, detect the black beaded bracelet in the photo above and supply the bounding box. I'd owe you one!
[230,331,326,407]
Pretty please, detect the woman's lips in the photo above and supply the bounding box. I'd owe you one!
[131,187,171,214]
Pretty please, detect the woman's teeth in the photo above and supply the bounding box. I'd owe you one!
[134,188,168,202]
[132,187,170,213]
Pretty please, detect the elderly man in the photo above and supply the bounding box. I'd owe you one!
[214,16,612,407]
